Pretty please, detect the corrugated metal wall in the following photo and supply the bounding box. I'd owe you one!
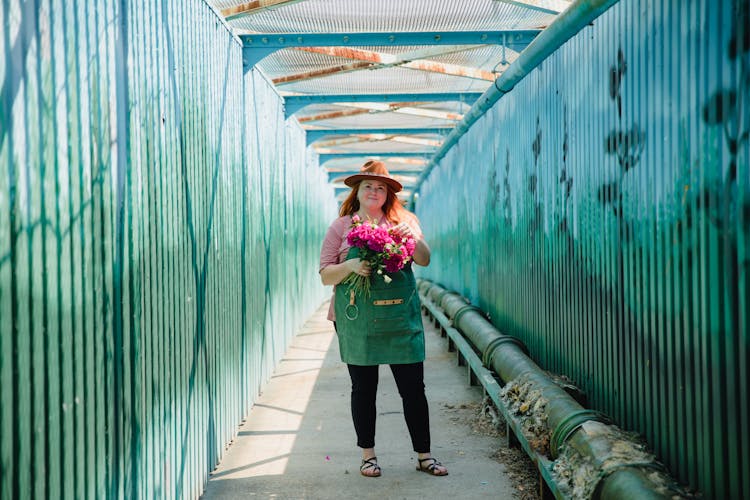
[0,1,337,499]
[416,0,749,497]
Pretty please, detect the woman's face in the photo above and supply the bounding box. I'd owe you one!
[357,179,388,212]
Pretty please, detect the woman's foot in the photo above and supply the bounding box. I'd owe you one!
[416,456,448,476]
[360,457,382,477]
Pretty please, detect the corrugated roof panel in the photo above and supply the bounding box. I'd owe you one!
[209,0,571,193]
[228,0,556,32]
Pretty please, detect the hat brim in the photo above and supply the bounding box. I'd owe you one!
[344,173,403,193]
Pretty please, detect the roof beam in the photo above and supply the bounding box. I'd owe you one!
[494,0,572,15]
[273,61,374,85]
[314,135,443,148]
[241,30,540,69]
[315,147,437,155]
[306,127,453,145]
[274,46,496,85]
[241,30,540,48]
[222,0,305,21]
[297,102,464,123]
[333,103,464,121]
[318,152,432,164]
[284,92,482,117]
[297,108,372,123]
[326,158,427,169]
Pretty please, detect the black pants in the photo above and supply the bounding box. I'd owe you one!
[347,362,431,453]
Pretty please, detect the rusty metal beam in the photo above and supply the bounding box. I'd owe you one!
[274,45,497,85]
[273,61,373,85]
[314,134,443,148]
[296,101,463,124]
[338,103,464,121]
[222,0,306,21]
[297,108,373,123]
[402,60,495,80]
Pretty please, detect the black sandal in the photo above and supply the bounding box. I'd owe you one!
[416,457,448,476]
[360,457,382,477]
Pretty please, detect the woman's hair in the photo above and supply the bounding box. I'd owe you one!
[339,181,409,223]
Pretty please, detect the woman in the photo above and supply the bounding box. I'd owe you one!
[319,160,448,478]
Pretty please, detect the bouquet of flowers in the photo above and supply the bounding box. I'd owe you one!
[342,214,417,296]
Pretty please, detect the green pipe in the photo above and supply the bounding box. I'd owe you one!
[413,0,622,196]
[418,280,686,499]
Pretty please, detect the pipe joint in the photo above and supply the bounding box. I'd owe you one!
[482,335,528,368]
[550,409,611,459]
[451,303,483,326]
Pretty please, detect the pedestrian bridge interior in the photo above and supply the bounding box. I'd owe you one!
[0,0,747,498]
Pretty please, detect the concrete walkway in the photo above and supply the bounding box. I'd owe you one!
[202,302,515,499]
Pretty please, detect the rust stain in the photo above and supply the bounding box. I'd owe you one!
[273,61,373,84]
[296,46,386,63]
[297,108,372,123]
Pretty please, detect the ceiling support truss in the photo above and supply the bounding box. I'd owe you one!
[273,45,499,85]
[283,92,481,117]
[241,30,540,69]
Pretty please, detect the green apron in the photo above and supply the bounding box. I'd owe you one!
[334,247,425,366]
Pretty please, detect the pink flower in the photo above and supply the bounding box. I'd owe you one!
[342,216,418,295]
[384,253,405,273]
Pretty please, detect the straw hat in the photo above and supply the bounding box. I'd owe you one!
[344,160,403,193]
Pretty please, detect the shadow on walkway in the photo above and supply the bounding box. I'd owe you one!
[202,302,515,499]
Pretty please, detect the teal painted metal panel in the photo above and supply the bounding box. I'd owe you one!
[0,1,337,499]
[415,0,749,497]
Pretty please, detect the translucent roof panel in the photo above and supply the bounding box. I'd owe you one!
[226,0,557,33]
[209,0,572,190]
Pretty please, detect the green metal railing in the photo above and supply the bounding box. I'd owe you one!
[418,279,686,499]
[0,1,337,499]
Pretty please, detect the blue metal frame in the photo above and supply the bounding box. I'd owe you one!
[306,127,453,145]
[241,30,540,69]
[318,152,432,164]
[285,92,482,117]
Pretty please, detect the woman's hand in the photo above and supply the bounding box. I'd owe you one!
[392,221,431,267]
[347,258,371,276]
[391,222,417,240]
[321,257,372,285]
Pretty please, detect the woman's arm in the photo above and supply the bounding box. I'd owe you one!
[412,237,431,267]
[320,259,370,286]
[319,217,371,285]
[392,216,431,267]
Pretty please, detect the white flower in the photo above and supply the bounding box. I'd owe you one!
[383,275,392,284]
